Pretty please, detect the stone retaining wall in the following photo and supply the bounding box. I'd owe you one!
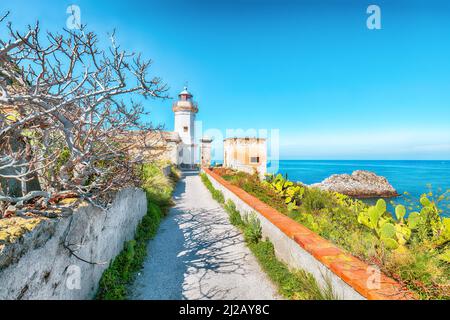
[203,168,415,300]
[0,187,147,300]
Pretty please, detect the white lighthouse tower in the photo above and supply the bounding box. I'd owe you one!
[173,86,198,168]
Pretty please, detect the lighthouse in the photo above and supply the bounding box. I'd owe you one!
[173,87,198,168]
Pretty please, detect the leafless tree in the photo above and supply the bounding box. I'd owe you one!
[0,12,169,217]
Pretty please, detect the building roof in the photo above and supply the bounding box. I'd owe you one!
[200,136,213,143]
[161,131,182,143]
[173,86,198,113]
[223,137,266,142]
[179,86,192,97]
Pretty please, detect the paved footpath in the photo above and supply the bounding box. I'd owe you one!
[130,172,280,300]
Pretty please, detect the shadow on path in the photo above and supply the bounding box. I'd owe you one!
[129,172,279,300]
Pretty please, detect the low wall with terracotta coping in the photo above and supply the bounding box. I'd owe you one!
[203,168,415,300]
[0,188,147,300]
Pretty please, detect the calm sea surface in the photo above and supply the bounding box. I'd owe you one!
[268,160,450,215]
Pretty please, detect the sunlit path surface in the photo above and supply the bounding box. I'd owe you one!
[129,172,279,300]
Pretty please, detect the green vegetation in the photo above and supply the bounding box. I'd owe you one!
[358,196,450,252]
[249,240,335,300]
[224,200,243,227]
[242,213,263,244]
[216,169,450,300]
[140,161,180,208]
[201,172,225,204]
[202,173,335,300]
[96,162,179,300]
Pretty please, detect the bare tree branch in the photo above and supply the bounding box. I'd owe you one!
[0,15,169,217]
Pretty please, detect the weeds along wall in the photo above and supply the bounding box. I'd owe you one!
[0,188,147,300]
[202,169,365,300]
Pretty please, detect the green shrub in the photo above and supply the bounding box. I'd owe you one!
[243,213,262,244]
[170,166,181,182]
[302,188,332,212]
[140,163,174,208]
[224,200,243,226]
[201,173,225,204]
[212,189,225,204]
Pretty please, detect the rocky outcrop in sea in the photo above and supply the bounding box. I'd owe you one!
[310,170,399,198]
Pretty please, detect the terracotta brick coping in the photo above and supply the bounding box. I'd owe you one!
[203,168,416,300]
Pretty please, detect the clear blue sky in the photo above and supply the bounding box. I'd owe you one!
[2,0,450,160]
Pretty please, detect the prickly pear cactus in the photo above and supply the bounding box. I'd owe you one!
[358,194,450,251]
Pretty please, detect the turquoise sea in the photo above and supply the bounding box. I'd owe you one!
[268,160,450,216]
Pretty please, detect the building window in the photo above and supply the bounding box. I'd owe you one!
[183,126,188,132]
[250,156,260,163]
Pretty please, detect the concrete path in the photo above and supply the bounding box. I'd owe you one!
[129,172,280,300]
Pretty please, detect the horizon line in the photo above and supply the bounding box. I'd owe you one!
[271,159,450,161]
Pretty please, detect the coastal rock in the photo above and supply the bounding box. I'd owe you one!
[310,170,398,198]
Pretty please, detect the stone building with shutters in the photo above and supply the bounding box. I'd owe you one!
[223,137,267,177]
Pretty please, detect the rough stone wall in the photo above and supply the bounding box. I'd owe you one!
[0,187,147,300]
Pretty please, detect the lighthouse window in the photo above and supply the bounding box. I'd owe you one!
[183,126,188,132]
[250,156,260,163]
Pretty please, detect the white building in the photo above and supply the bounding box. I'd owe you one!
[200,136,213,167]
[172,87,198,168]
